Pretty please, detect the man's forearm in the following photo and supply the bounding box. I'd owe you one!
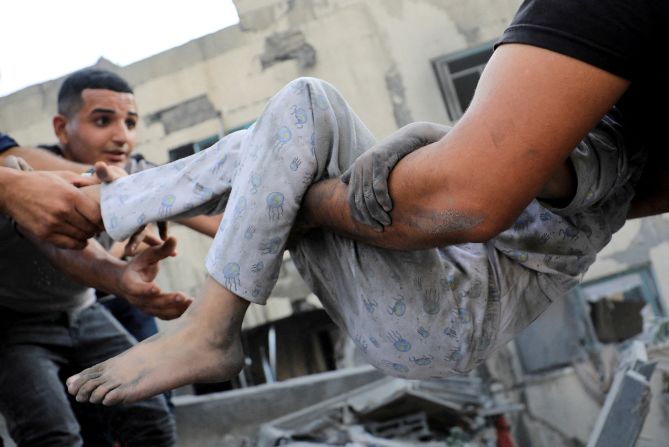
[0,146,91,173]
[33,236,125,295]
[301,142,489,251]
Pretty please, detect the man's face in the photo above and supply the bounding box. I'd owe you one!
[55,88,138,167]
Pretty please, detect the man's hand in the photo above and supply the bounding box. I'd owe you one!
[117,237,192,320]
[341,122,451,230]
[1,168,103,249]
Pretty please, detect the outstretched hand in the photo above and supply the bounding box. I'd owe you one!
[341,122,451,230]
[118,236,192,320]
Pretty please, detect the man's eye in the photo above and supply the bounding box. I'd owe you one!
[126,119,137,130]
[95,117,110,126]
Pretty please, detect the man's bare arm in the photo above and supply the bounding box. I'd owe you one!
[32,235,191,319]
[2,146,223,238]
[0,167,102,249]
[0,146,91,173]
[302,44,629,250]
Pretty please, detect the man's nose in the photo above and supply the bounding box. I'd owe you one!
[112,122,132,146]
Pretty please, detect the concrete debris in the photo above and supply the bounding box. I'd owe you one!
[586,342,657,447]
[257,376,521,446]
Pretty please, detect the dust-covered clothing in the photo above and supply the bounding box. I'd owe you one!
[100,78,642,378]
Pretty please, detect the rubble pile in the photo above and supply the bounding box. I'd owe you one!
[258,376,522,446]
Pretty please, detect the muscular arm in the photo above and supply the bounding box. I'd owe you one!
[302,44,630,250]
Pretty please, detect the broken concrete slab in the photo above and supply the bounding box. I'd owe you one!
[586,343,657,447]
[258,375,522,446]
[174,366,384,446]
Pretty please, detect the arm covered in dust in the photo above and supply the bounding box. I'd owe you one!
[300,44,630,250]
[31,234,192,319]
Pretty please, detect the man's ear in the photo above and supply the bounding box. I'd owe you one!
[53,114,69,145]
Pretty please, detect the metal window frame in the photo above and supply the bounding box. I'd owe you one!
[431,42,495,121]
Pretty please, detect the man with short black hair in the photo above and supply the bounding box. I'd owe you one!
[0,71,183,446]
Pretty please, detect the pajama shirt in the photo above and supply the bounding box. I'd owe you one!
[101,78,643,378]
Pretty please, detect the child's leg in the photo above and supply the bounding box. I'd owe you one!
[68,78,376,403]
[289,116,643,378]
[100,77,373,304]
[67,276,248,405]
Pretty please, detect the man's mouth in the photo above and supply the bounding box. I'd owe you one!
[103,150,128,163]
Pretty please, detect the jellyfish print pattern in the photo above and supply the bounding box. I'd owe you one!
[222,263,241,291]
[417,327,430,339]
[250,172,262,194]
[259,237,283,255]
[422,288,440,315]
[233,197,247,220]
[291,105,308,128]
[410,355,434,367]
[381,361,410,375]
[266,192,285,221]
[290,157,302,172]
[159,194,176,218]
[244,225,256,240]
[193,183,214,202]
[362,296,378,314]
[388,331,412,352]
[387,296,406,317]
[272,126,292,153]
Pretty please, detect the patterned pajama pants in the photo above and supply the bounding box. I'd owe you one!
[101,78,641,378]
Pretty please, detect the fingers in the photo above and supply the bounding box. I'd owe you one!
[127,293,192,320]
[71,175,101,188]
[20,214,91,250]
[94,161,128,182]
[157,221,168,241]
[135,237,178,266]
[372,154,395,214]
[356,166,384,231]
[363,154,392,226]
[124,226,149,257]
[73,187,102,223]
[66,203,103,237]
[140,232,163,247]
[3,155,33,171]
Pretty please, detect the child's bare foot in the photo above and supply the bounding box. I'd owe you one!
[66,278,249,405]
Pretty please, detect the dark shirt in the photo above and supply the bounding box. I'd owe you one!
[0,132,19,153]
[496,0,669,159]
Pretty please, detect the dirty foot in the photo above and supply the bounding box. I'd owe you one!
[67,278,249,405]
